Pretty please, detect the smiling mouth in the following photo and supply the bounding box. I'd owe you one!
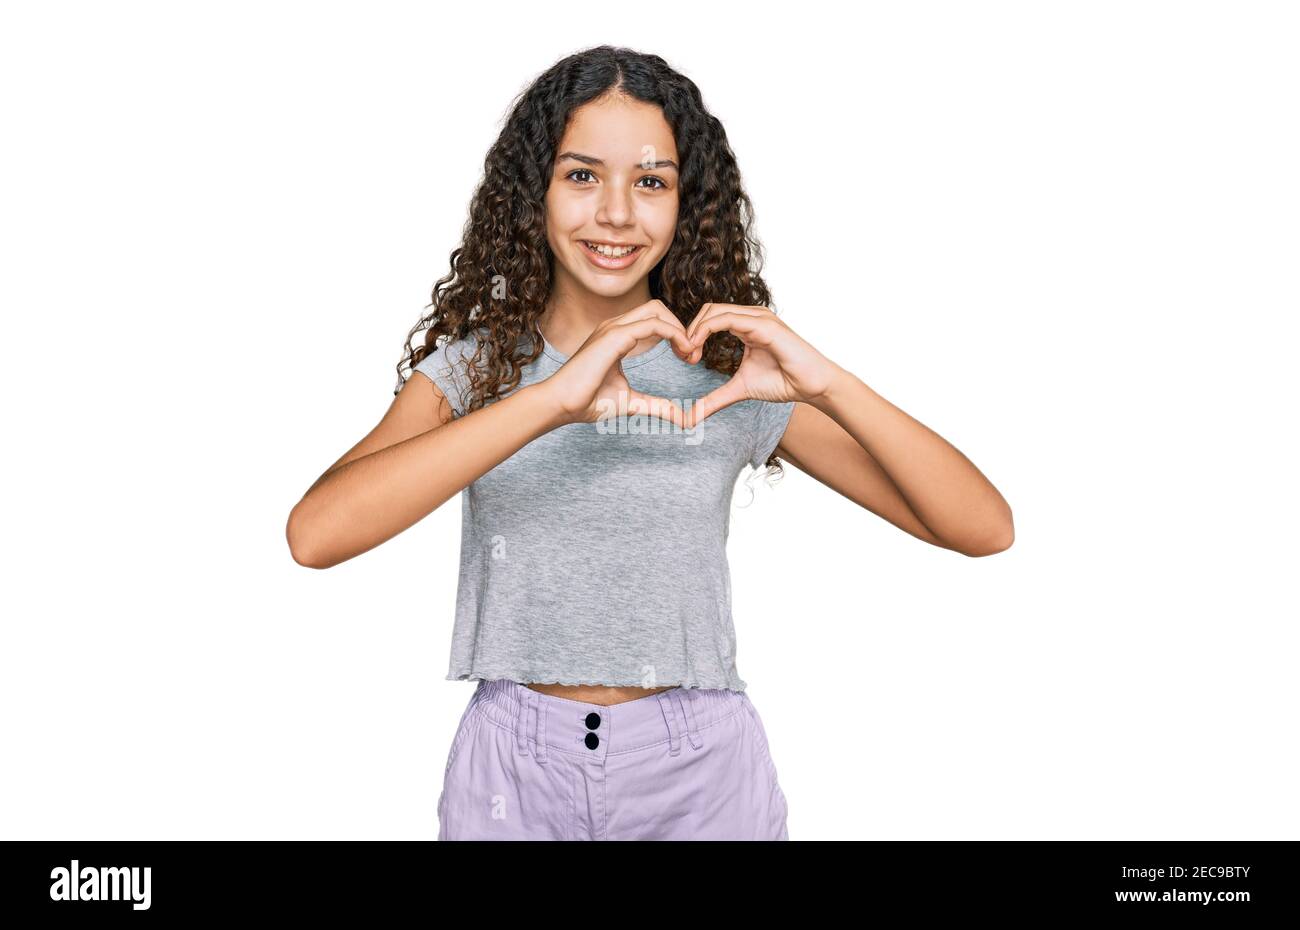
[581,240,642,258]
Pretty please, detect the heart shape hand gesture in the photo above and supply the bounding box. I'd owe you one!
[540,299,842,431]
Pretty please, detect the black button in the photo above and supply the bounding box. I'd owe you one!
[585,712,601,729]
[584,732,600,750]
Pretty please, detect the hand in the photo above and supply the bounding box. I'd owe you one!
[540,300,696,428]
[682,303,843,427]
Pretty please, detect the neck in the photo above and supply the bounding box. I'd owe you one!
[539,274,656,358]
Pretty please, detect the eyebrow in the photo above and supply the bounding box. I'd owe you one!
[556,151,679,172]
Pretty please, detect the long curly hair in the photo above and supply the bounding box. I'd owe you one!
[396,44,786,472]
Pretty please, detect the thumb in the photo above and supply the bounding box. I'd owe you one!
[625,390,687,430]
[687,376,748,428]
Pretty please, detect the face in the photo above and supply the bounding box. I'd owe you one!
[544,93,680,306]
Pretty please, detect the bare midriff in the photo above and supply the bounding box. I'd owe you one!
[525,683,679,706]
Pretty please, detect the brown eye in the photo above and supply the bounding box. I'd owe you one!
[567,169,595,184]
[638,176,667,190]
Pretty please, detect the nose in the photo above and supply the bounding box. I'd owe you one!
[596,184,633,227]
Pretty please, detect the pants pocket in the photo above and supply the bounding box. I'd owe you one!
[444,705,483,777]
[740,697,790,829]
[437,710,575,840]
[438,702,486,834]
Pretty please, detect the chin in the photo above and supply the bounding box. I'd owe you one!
[582,277,643,297]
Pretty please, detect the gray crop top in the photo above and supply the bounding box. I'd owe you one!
[412,327,795,692]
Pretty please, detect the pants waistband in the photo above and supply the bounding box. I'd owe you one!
[468,678,748,765]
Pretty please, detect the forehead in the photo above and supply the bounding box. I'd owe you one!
[558,96,678,163]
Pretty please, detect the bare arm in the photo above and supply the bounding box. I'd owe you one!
[778,370,1014,557]
[680,303,1012,558]
[288,306,694,569]
[285,373,567,569]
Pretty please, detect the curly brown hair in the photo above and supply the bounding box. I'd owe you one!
[396,44,785,472]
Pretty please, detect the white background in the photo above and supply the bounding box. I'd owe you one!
[2,1,1296,840]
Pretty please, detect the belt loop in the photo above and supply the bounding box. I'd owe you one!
[534,696,549,765]
[515,688,532,756]
[657,690,683,756]
[672,689,703,750]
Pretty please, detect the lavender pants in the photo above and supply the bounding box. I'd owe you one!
[436,678,789,840]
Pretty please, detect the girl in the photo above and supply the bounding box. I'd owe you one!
[287,46,1013,840]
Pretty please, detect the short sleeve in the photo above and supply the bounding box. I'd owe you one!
[748,400,796,470]
[411,334,478,418]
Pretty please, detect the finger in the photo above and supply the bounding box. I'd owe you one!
[689,311,770,349]
[688,375,748,428]
[684,302,726,363]
[611,317,694,359]
[618,299,690,340]
[686,305,770,362]
[625,390,687,429]
[684,302,719,344]
[685,304,766,342]
[640,302,692,357]
[590,303,688,360]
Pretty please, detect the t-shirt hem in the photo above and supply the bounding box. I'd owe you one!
[445,668,747,692]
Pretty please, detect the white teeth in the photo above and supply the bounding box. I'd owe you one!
[585,241,638,258]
